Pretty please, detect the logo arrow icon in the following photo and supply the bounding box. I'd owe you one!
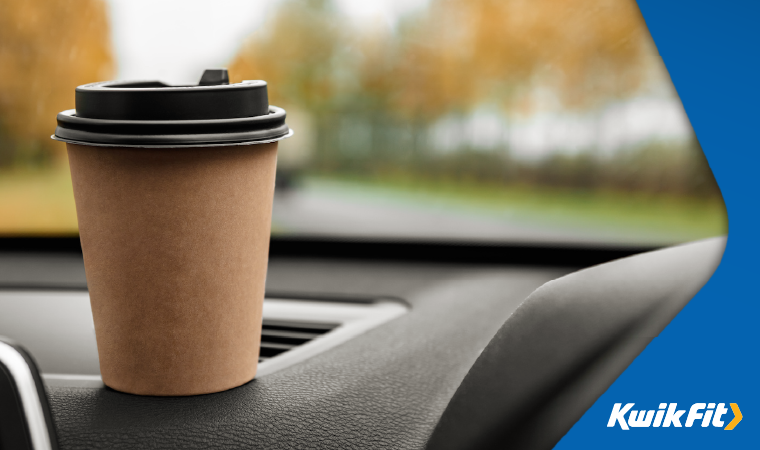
[724,403,742,430]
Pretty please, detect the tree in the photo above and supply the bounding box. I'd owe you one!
[390,0,651,118]
[229,0,343,112]
[0,0,113,166]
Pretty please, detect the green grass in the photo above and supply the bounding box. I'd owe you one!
[303,174,727,243]
[0,164,728,243]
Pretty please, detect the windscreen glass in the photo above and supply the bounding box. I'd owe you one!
[0,0,726,245]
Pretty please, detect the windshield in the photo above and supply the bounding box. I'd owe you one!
[0,0,726,245]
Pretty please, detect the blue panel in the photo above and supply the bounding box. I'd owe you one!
[557,1,758,447]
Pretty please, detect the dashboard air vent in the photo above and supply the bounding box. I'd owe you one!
[259,320,337,361]
[0,291,408,386]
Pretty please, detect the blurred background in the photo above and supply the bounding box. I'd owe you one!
[0,0,726,244]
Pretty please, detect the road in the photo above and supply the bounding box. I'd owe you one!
[271,181,680,246]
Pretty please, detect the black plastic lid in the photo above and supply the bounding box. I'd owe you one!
[53,69,291,147]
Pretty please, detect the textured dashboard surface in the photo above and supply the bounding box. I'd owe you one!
[0,254,569,449]
[427,238,725,449]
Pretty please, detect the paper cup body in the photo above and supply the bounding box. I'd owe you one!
[66,142,277,396]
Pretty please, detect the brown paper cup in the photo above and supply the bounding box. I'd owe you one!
[66,142,277,396]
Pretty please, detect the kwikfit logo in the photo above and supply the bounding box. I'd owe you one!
[608,403,742,430]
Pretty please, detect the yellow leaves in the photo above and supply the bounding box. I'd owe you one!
[393,0,650,115]
[0,0,113,161]
[229,0,343,110]
[229,0,653,118]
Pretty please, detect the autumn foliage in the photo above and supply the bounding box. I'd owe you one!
[0,0,113,166]
[230,0,652,117]
[225,0,723,199]
[0,0,718,200]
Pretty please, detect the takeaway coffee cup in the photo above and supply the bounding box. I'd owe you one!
[53,69,291,396]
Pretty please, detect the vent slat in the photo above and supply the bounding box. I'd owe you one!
[262,320,338,333]
[258,320,337,361]
[261,329,322,340]
[260,342,297,351]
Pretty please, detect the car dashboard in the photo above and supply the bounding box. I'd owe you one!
[0,237,724,449]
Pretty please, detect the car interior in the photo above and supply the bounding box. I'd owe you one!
[0,236,726,449]
[0,0,727,449]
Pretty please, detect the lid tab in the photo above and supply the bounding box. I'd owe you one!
[198,69,230,86]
